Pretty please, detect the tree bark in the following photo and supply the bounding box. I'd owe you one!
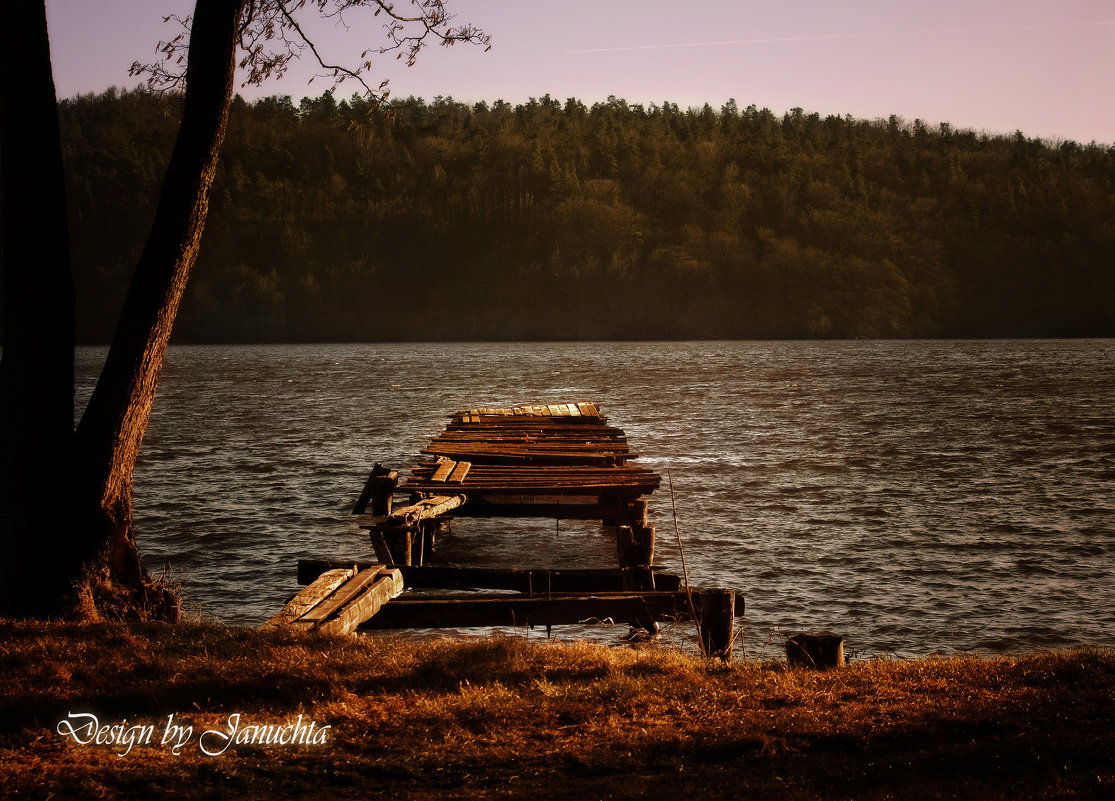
[0,1,78,615]
[69,0,246,618]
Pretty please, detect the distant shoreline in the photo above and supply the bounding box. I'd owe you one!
[54,334,1115,348]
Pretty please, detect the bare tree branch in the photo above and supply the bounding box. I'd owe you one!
[131,0,490,102]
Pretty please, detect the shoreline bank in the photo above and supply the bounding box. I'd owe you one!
[2,621,1112,799]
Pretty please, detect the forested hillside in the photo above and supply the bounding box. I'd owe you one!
[28,89,1115,340]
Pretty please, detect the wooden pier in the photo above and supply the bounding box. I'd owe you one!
[270,402,739,658]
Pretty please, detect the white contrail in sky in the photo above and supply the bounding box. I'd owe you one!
[569,20,1115,54]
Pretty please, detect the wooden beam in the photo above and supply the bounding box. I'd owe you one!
[386,494,466,525]
[315,569,404,636]
[297,559,680,592]
[447,461,471,483]
[290,567,386,629]
[446,499,624,521]
[262,567,354,628]
[353,464,398,515]
[430,460,456,482]
[359,591,702,631]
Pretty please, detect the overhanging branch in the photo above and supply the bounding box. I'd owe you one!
[131,0,490,101]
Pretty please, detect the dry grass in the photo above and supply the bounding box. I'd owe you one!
[1,620,1112,799]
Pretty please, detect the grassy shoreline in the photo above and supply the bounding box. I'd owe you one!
[1,620,1112,799]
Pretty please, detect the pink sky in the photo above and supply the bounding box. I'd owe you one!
[45,0,1115,144]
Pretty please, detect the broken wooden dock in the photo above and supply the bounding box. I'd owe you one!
[269,402,739,658]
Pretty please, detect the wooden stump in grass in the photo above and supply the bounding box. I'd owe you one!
[695,589,736,660]
[786,632,844,669]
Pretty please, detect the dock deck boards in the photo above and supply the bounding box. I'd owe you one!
[401,403,659,502]
[269,401,737,658]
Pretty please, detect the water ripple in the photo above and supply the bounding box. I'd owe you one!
[77,339,1115,660]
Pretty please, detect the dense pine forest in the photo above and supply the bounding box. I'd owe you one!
[20,88,1115,340]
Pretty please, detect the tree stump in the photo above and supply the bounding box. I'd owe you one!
[786,632,844,669]
[694,588,736,660]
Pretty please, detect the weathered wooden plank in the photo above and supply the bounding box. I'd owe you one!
[437,467,654,480]
[388,494,466,525]
[263,568,354,628]
[315,569,404,636]
[445,499,625,520]
[291,567,386,627]
[361,589,735,657]
[297,559,680,592]
[430,438,630,450]
[359,591,698,631]
[403,477,659,494]
[447,461,471,483]
[430,459,456,482]
[423,448,630,467]
[300,559,370,585]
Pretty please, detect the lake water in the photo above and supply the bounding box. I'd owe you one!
[76,340,1115,661]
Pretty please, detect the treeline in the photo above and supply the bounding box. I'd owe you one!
[27,88,1115,340]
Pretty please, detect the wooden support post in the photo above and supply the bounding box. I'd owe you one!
[353,463,398,515]
[627,499,649,526]
[415,520,437,566]
[370,525,413,566]
[786,632,844,670]
[370,467,399,516]
[616,524,655,567]
[387,527,413,566]
[369,529,393,565]
[615,525,633,562]
[619,565,657,591]
[634,524,654,565]
[695,589,736,660]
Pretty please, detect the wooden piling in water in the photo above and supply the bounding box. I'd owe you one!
[353,463,398,515]
[616,524,655,567]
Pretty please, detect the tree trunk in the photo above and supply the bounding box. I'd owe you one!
[0,1,78,615]
[68,0,246,619]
